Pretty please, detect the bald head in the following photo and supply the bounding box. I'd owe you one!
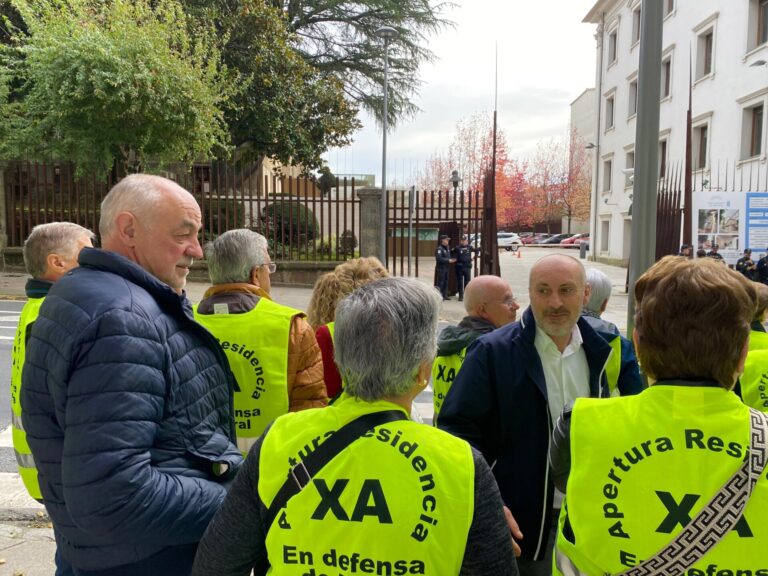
[99,174,203,293]
[464,275,519,328]
[529,254,590,350]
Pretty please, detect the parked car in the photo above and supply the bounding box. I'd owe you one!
[523,233,551,245]
[540,233,572,245]
[560,233,589,246]
[573,236,590,246]
[497,232,522,251]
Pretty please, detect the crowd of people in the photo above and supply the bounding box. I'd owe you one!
[9,174,768,575]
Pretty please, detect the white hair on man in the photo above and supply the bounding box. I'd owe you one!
[584,268,613,316]
[23,222,95,279]
[205,229,269,284]
[99,174,166,239]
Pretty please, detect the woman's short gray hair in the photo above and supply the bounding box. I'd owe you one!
[23,222,94,278]
[205,229,269,284]
[585,268,613,314]
[334,277,440,401]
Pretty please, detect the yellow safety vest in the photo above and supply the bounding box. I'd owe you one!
[604,334,622,396]
[430,349,465,422]
[259,394,475,575]
[554,385,768,575]
[740,330,768,412]
[194,297,297,453]
[11,297,45,500]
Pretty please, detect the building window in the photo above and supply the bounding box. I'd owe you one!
[663,0,675,17]
[629,79,638,117]
[661,57,671,99]
[632,7,642,45]
[759,0,768,46]
[659,139,668,178]
[742,103,765,159]
[696,29,714,79]
[608,29,618,64]
[603,159,613,192]
[605,94,615,130]
[693,124,709,170]
[600,220,610,252]
[625,151,635,187]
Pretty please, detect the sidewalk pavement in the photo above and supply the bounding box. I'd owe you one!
[0,247,629,574]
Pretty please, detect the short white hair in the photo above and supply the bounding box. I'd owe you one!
[23,222,94,278]
[99,174,170,238]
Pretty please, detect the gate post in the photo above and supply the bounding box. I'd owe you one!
[0,161,9,249]
[357,187,383,260]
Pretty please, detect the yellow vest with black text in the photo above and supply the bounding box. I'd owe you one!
[554,385,768,575]
[10,297,45,500]
[740,330,768,412]
[259,394,475,575]
[430,349,465,422]
[194,298,297,452]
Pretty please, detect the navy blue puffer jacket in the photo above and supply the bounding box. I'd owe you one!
[22,248,243,570]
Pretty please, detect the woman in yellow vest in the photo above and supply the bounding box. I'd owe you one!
[192,277,519,576]
[549,256,768,575]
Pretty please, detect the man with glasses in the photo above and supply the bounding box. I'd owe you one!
[431,275,519,422]
[195,229,326,454]
[439,255,642,575]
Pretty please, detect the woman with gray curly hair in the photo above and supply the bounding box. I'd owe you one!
[193,277,518,576]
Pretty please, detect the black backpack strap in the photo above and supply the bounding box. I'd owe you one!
[264,409,408,532]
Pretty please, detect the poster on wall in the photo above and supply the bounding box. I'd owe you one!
[745,193,768,261]
[692,192,746,265]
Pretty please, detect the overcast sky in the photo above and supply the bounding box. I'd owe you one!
[324,0,599,186]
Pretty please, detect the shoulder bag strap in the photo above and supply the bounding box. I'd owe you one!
[264,409,408,532]
[616,408,768,576]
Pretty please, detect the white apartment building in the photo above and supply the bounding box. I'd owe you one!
[584,0,768,263]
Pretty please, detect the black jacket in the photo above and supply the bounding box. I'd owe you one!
[452,245,473,267]
[435,244,452,269]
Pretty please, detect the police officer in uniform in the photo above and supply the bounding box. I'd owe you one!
[550,256,767,575]
[192,277,519,576]
[435,234,455,300]
[195,229,326,454]
[452,235,474,301]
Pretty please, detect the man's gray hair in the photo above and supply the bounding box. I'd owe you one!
[23,222,94,279]
[205,229,269,284]
[334,277,440,401]
[99,174,167,238]
[585,268,612,314]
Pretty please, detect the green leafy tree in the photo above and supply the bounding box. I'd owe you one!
[0,0,236,175]
[181,0,360,171]
[271,0,454,126]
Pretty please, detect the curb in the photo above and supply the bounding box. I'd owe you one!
[0,508,50,522]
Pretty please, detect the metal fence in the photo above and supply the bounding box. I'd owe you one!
[3,160,361,262]
[386,187,484,277]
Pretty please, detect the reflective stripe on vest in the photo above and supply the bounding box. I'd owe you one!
[603,335,621,396]
[11,297,44,500]
[430,349,465,422]
[554,386,766,575]
[194,298,296,451]
[741,330,768,412]
[259,394,475,575]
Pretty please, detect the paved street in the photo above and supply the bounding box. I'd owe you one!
[0,247,630,575]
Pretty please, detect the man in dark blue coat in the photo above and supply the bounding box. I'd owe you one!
[22,174,243,575]
[438,254,643,575]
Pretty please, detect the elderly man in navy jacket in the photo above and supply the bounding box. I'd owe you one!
[438,254,643,575]
[22,174,242,575]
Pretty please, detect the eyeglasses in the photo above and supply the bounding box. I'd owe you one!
[262,262,277,274]
[502,296,518,308]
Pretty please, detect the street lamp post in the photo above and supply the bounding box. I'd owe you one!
[376,25,398,264]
